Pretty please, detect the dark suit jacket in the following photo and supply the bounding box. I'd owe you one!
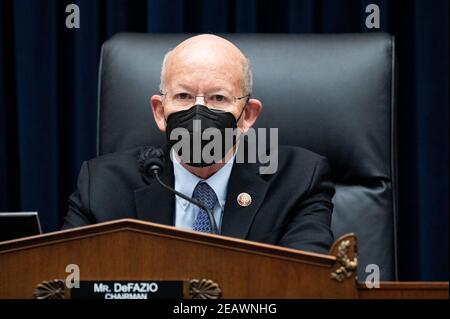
[63,145,335,254]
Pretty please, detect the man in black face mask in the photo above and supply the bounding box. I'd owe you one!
[151,34,261,180]
[64,34,335,255]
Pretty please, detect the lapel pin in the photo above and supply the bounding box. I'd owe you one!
[237,192,252,207]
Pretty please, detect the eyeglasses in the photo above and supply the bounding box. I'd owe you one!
[160,90,250,110]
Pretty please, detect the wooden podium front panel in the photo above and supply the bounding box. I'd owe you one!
[0,220,357,299]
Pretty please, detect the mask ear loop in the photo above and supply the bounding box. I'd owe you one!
[162,102,170,125]
[234,97,251,148]
[159,91,168,124]
[235,96,250,125]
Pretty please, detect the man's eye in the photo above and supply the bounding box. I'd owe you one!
[211,95,226,102]
[175,93,191,100]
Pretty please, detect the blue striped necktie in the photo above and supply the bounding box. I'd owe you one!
[192,181,218,233]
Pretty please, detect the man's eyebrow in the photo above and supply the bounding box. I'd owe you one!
[171,84,234,95]
[172,83,195,92]
[206,87,233,95]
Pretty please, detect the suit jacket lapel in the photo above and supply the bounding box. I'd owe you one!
[221,160,269,239]
[134,146,175,226]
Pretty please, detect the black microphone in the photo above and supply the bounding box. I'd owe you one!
[138,147,219,235]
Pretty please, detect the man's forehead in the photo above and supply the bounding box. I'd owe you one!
[161,34,247,92]
[168,54,239,75]
[167,35,246,71]
[174,34,244,57]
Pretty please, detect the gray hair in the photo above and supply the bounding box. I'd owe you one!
[159,50,253,96]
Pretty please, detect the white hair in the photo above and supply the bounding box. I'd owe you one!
[159,50,253,96]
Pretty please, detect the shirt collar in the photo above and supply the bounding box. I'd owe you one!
[172,150,235,211]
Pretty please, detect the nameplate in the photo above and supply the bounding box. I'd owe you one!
[70,281,184,299]
[34,279,221,299]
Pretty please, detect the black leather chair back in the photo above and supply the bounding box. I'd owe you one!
[98,33,398,280]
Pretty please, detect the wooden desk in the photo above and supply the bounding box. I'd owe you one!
[0,219,447,299]
[358,282,448,299]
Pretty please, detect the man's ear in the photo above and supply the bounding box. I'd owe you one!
[240,98,263,131]
[150,95,166,132]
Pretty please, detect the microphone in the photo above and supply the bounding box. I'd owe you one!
[138,147,219,235]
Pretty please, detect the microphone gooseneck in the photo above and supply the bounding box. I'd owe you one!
[139,147,219,235]
[151,169,219,235]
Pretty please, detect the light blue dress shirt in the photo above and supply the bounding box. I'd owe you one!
[172,152,234,233]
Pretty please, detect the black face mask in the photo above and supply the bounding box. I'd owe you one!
[165,104,245,167]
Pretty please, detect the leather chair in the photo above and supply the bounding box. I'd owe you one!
[97,33,398,280]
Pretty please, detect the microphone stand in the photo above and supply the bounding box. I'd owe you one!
[152,168,219,235]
